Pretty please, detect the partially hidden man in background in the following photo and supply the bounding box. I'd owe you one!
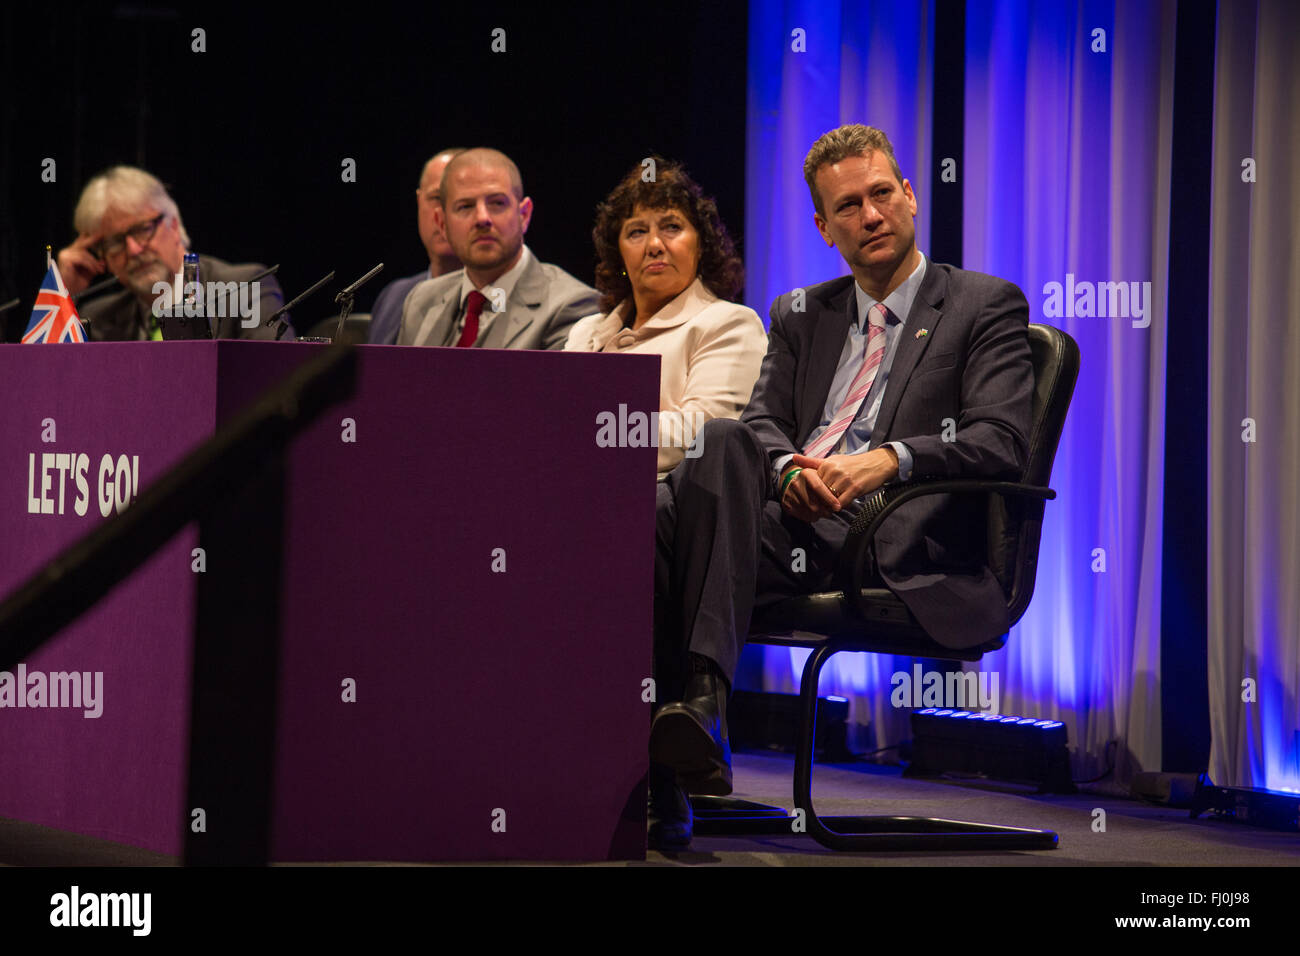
[648,124,1035,848]
[56,166,288,341]
[368,148,466,345]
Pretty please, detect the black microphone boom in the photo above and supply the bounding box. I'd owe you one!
[269,270,335,324]
[249,263,280,284]
[334,262,385,302]
[71,276,121,305]
[333,263,383,342]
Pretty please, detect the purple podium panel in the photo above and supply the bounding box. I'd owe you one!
[0,341,659,861]
[0,343,213,849]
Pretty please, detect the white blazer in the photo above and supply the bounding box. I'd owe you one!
[566,278,768,477]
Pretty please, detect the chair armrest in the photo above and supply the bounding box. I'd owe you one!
[836,479,1056,620]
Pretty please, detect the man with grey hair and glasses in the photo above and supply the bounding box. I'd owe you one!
[56,165,288,341]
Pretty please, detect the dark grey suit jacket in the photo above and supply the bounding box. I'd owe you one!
[742,257,1034,649]
[367,269,426,345]
[80,255,288,341]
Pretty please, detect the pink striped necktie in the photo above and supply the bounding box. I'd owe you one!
[802,302,889,458]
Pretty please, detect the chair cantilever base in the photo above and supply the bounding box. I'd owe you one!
[691,795,1059,850]
[684,641,1060,853]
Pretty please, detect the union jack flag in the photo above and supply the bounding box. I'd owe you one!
[22,262,86,344]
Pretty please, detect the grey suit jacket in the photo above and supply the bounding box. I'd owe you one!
[396,253,598,350]
[80,255,288,341]
[742,257,1035,649]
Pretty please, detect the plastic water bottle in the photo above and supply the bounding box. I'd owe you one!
[182,252,207,336]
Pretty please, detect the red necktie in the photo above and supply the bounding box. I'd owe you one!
[456,290,488,348]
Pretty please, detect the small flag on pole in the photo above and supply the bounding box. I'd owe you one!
[22,260,86,344]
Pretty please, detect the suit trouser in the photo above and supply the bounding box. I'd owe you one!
[654,418,883,699]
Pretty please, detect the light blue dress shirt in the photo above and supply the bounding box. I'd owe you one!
[775,254,927,491]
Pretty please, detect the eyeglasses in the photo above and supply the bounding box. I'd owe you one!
[91,212,167,260]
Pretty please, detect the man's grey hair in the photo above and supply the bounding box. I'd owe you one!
[73,166,191,247]
[803,125,905,216]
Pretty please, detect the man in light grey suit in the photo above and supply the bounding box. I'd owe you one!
[397,148,598,349]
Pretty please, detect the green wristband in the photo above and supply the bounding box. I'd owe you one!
[780,467,803,497]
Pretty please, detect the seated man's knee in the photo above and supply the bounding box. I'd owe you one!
[656,480,674,521]
[690,417,762,462]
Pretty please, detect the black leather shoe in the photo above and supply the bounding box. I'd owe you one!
[647,763,692,851]
[649,654,733,796]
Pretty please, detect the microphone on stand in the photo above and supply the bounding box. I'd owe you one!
[268,271,335,340]
[71,275,121,305]
[70,274,122,335]
[333,263,384,343]
[66,275,119,338]
[210,264,281,338]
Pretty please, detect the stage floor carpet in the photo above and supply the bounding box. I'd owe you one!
[1,751,1295,866]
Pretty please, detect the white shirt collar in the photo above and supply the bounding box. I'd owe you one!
[458,245,533,310]
[853,253,927,330]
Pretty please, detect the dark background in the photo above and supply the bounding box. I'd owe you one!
[0,0,748,340]
[0,0,1226,779]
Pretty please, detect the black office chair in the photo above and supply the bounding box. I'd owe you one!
[693,322,1080,850]
[304,313,371,346]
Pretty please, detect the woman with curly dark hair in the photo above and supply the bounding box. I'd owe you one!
[566,158,767,477]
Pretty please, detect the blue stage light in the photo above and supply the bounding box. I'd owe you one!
[909,708,1075,792]
[1192,782,1300,832]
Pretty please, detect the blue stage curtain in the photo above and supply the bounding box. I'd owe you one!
[745,0,939,755]
[961,0,1176,786]
[1207,0,1300,793]
[745,0,935,313]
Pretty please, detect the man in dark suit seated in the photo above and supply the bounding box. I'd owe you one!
[56,166,288,341]
[367,148,466,345]
[649,124,1035,848]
